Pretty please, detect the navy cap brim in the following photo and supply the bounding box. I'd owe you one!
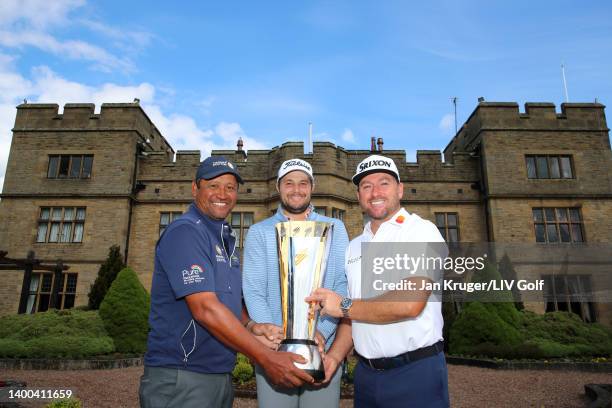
[352,169,400,186]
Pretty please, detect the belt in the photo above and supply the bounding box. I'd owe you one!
[357,341,444,371]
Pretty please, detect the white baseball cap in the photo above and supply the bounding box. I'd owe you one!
[352,154,400,185]
[277,158,314,183]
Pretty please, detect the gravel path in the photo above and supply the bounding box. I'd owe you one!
[1,364,609,407]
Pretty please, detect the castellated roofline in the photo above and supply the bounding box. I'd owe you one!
[444,101,609,156]
[14,102,174,154]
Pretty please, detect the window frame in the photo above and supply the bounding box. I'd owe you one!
[331,207,345,221]
[159,211,183,237]
[26,272,78,313]
[314,207,327,216]
[543,274,596,322]
[36,207,86,244]
[229,212,254,248]
[525,154,574,180]
[434,212,460,242]
[47,154,94,179]
[532,207,585,244]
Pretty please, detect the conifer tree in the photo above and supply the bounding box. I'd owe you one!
[88,245,125,310]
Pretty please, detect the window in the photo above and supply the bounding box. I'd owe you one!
[25,272,78,313]
[543,274,595,322]
[525,155,573,179]
[37,207,85,243]
[331,208,345,221]
[47,155,93,179]
[230,212,254,248]
[533,208,584,243]
[314,207,327,216]
[159,211,183,237]
[435,213,459,242]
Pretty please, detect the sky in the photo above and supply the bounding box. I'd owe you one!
[0,0,611,189]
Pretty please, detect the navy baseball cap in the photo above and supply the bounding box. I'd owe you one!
[195,156,244,184]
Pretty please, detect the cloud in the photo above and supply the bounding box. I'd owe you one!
[0,31,134,72]
[214,122,268,152]
[341,128,355,144]
[0,0,85,29]
[0,0,144,73]
[144,105,214,152]
[438,113,455,133]
[0,54,34,190]
[31,66,153,108]
[79,19,153,51]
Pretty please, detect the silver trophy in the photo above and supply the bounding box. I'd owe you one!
[275,221,333,381]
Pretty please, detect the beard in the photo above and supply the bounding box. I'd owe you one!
[281,199,311,214]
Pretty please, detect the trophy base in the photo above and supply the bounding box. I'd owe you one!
[278,339,324,382]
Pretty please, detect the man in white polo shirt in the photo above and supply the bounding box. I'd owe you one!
[307,154,450,408]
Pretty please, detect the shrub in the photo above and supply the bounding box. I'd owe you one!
[0,310,114,358]
[449,305,612,359]
[235,353,250,365]
[46,398,82,408]
[449,302,523,357]
[24,336,114,359]
[99,267,150,354]
[88,245,125,310]
[0,338,29,358]
[521,311,612,357]
[232,361,254,384]
[343,357,356,383]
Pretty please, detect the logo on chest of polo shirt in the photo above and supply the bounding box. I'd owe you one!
[182,264,205,285]
[215,244,226,263]
[395,215,405,224]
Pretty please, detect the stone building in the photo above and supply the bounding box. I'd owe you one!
[0,101,610,325]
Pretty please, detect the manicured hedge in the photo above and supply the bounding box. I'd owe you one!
[449,256,612,359]
[0,310,114,358]
[450,305,612,359]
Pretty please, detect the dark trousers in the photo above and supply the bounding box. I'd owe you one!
[354,352,449,408]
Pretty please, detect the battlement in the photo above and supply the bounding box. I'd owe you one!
[475,102,607,126]
[444,101,609,155]
[13,102,173,153]
[205,141,479,182]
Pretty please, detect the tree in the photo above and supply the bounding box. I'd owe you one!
[88,245,125,310]
[99,267,150,353]
[498,253,524,310]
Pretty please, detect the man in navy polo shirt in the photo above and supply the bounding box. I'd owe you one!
[140,156,313,408]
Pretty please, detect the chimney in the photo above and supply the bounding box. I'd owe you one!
[370,136,376,152]
[237,137,244,151]
[377,137,384,152]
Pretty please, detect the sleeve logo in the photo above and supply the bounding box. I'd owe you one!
[182,264,205,285]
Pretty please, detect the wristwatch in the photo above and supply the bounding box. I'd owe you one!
[340,297,353,318]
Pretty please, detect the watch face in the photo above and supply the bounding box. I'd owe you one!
[341,297,352,309]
